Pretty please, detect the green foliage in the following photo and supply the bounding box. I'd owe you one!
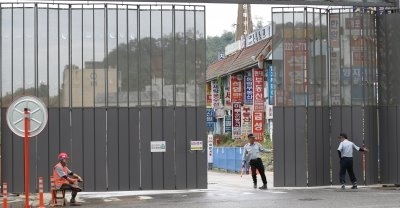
[206,31,235,66]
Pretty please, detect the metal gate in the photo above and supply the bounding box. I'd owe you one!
[272,7,379,186]
[1,3,207,192]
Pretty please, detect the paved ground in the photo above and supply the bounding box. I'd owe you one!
[3,170,400,208]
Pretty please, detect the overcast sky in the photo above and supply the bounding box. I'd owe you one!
[204,4,274,37]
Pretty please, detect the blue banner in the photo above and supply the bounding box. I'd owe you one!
[206,108,215,130]
[268,65,276,105]
[244,70,253,104]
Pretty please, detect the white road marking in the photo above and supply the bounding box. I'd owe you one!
[139,196,153,200]
[103,197,121,202]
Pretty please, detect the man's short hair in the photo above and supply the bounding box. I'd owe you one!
[339,133,347,139]
[248,133,255,138]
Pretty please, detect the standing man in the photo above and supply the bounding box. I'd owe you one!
[242,133,268,189]
[53,152,84,206]
[337,133,368,189]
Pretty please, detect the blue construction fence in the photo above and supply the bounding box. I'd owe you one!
[213,147,245,173]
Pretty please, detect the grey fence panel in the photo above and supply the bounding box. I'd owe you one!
[186,107,197,188]
[36,123,50,191]
[295,107,307,186]
[59,108,70,154]
[1,108,14,191]
[273,107,285,187]
[140,107,152,190]
[152,107,164,189]
[388,107,398,183]
[48,108,60,173]
[163,107,176,189]
[315,107,325,185]
[379,107,389,183]
[83,108,95,191]
[397,107,400,184]
[284,107,296,186]
[175,108,187,189]
[307,107,317,186]
[129,108,140,190]
[107,108,119,190]
[29,137,37,192]
[94,108,107,190]
[322,107,331,185]
[365,106,378,184]
[342,107,352,135]
[11,132,24,193]
[118,108,130,190]
[197,107,207,189]
[352,106,364,185]
[71,109,83,185]
[331,107,341,184]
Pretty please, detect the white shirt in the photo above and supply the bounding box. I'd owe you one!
[242,142,266,162]
[337,139,360,158]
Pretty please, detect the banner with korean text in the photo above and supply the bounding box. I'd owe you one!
[232,102,242,139]
[252,111,264,142]
[241,105,252,137]
[230,74,243,103]
[212,80,220,110]
[253,68,264,111]
[206,82,212,108]
[244,70,253,105]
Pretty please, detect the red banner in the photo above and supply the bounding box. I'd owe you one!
[230,74,243,103]
[252,111,264,142]
[212,81,220,110]
[206,82,212,108]
[253,68,264,111]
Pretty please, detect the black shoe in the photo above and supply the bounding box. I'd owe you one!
[259,184,267,190]
[253,183,257,188]
[341,185,345,190]
[351,185,357,189]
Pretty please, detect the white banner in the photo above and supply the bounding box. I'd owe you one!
[208,135,213,163]
[151,141,166,152]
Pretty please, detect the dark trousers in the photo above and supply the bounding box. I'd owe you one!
[249,158,267,185]
[339,157,357,185]
[60,184,82,202]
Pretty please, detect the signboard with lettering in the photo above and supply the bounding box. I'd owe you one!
[253,68,264,111]
[151,141,166,152]
[206,108,215,130]
[224,115,232,133]
[241,105,252,136]
[212,80,220,110]
[206,82,212,108]
[252,111,264,142]
[268,65,276,105]
[230,74,243,103]
[232,102,241,139]
[244,70,253,105]
[208,134,213,163]
[190,141,203,151]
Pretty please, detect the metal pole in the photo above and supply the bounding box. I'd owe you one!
[24,108,30,208]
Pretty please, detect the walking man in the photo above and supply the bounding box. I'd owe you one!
[337,133,368,189]
[242,133,268,189]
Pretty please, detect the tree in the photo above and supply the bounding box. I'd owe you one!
[206,31,235,67]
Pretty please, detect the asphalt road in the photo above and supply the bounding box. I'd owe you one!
[4,171,400,208]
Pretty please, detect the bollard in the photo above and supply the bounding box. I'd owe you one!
[38,177,45,208]
[3,182,7,208]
